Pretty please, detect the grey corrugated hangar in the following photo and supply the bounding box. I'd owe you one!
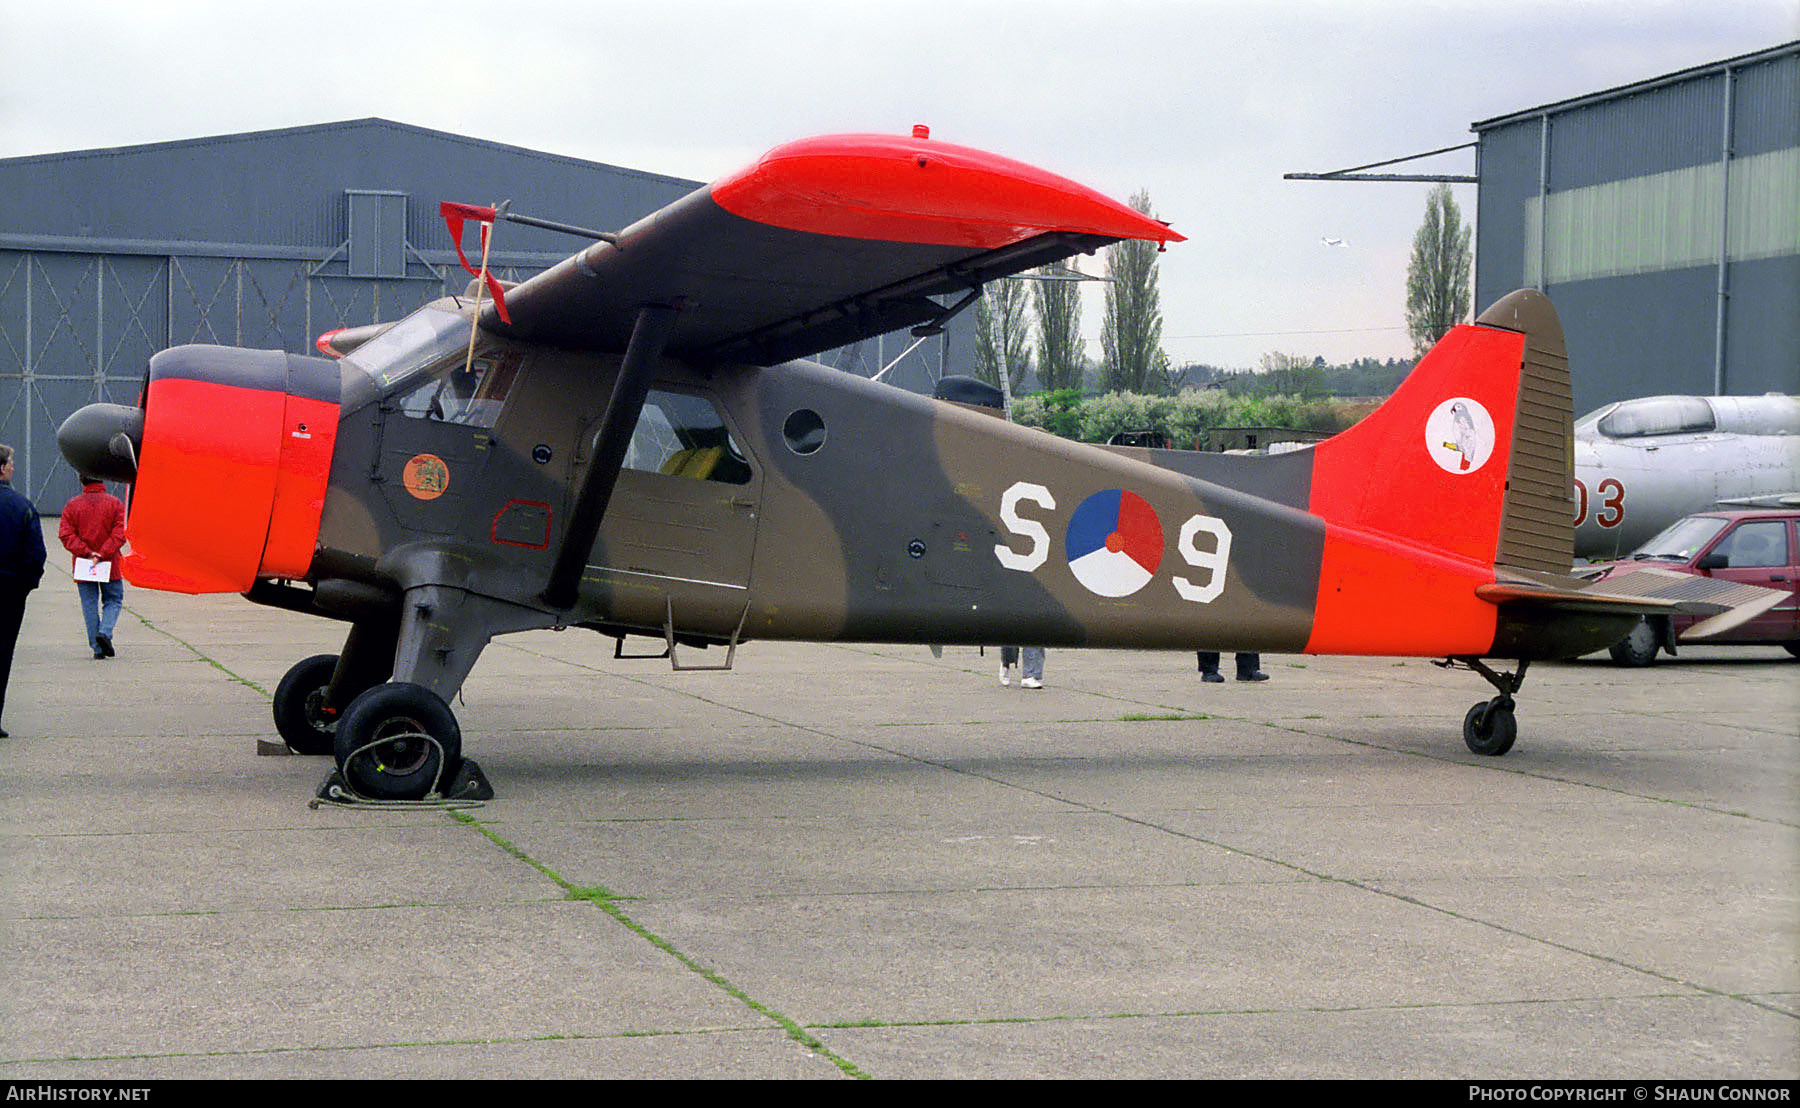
[1474,41,1799,415]
[0,118,969,512]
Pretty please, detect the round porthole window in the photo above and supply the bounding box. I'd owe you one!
[783,409,827,455]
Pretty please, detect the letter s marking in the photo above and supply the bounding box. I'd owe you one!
[995,481,1055,573]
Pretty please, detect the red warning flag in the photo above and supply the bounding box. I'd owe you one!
[438,201,512,325]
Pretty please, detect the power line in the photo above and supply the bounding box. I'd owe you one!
[1167,325,1406,340]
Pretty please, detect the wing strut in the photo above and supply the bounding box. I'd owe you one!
[543,303,681,611]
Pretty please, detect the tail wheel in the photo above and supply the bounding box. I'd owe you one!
[333,683,461,801]
[272,653,342,755]
[1463,697,1517,756]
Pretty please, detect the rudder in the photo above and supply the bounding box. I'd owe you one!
[1482,291,1574,574]
[1302,289,1574,655]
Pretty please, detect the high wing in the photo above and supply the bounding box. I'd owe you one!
[477,130,1181,611]
[481,130,1183,365]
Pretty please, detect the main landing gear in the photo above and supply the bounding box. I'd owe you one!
[1436,656,1529,757]
[272,653,343,755]
[272,601,497,803]
[331,682,467,801]
[305,678,489,803]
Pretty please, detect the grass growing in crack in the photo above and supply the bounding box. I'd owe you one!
[134,614,270,695]
[1119,713,1209,722]
[447,811,870,1079]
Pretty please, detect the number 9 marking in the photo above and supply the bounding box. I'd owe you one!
[1173,514,1232,604]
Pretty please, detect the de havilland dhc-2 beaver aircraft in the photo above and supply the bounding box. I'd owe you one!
[56,128,1785,800]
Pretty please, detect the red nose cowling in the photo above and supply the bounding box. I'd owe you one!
[124,346,340,593]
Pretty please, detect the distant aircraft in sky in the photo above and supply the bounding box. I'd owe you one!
[1320,236,1349,248]
[1572,393,1800,560]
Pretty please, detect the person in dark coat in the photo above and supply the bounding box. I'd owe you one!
[1196,651,1269,683]
[58,475,128,659]
[0,444,47,737]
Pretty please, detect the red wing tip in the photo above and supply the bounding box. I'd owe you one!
[314,330,345,358]
[719,131,1182,247]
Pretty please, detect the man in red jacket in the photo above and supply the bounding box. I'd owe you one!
[58,475,127,660]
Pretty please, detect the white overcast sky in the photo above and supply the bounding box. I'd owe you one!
[2,0,1795,367]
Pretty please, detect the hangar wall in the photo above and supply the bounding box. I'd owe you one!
[1473,42,1800,416]
[0,119,972,512]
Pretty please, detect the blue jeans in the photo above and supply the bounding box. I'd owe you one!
[76,579,124,653]
[1000,646,1044,680]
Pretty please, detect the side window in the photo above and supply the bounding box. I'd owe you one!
[392,350,523,429]
[1711,521,1789,568]
[623,390,752,485]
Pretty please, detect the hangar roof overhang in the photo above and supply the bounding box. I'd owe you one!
[1471,39,1798,132]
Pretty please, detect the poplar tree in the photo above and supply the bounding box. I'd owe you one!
[1101,190,1167,394]
[1033,264,1084,392]
[1405,183,1473,356]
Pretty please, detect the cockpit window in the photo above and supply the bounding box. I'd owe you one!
[1596,396,1716,439]
[391,349,523,428]
[341,307,471,389]
[623,390,752,485]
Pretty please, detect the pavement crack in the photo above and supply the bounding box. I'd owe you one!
[446,810,872,1079]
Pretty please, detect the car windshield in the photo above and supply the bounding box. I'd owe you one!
[340,307,473,390]
[1631,515,1729,561]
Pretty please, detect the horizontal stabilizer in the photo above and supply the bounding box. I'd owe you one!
[1479,566,1786,625]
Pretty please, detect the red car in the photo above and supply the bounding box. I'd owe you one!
[1588,509,1800,665]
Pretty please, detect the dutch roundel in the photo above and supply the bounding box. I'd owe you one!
[1064,489,1164,597]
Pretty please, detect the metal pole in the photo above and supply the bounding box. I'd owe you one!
[1713,68,1735,396]
[1536,114,1550,291]
[22,257,31,502]
[95,257,104,401]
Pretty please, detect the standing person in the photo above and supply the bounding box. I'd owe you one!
[58,474,126,660]
[0,444,47,737]
[999,646,1046,689]
[1196,651,1269,683]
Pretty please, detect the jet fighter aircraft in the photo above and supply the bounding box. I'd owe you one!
[1573,393,1800,559]
[57,128,1779,799]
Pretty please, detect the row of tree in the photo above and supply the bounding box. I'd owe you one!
[970,183,1472,411]
[1009,387,1372,448]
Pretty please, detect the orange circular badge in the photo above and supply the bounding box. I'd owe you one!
[402,453,450,500]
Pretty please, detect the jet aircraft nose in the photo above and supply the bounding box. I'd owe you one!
[56,402,144,483]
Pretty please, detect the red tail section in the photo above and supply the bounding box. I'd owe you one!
[1303,295,1560,657]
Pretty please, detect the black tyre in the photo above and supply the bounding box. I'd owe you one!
[333,683,461,801]
[1607,618,1660,667]
[1462,698,1518,756]
[273,654,342,755]
[1783,642,1800,659]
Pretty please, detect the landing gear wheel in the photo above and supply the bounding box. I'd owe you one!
[273,654,342,755]
[1783,642,1800,659]
[1607,618,1660,667]
[1463,696,1518,756]
[333,683,461,801]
